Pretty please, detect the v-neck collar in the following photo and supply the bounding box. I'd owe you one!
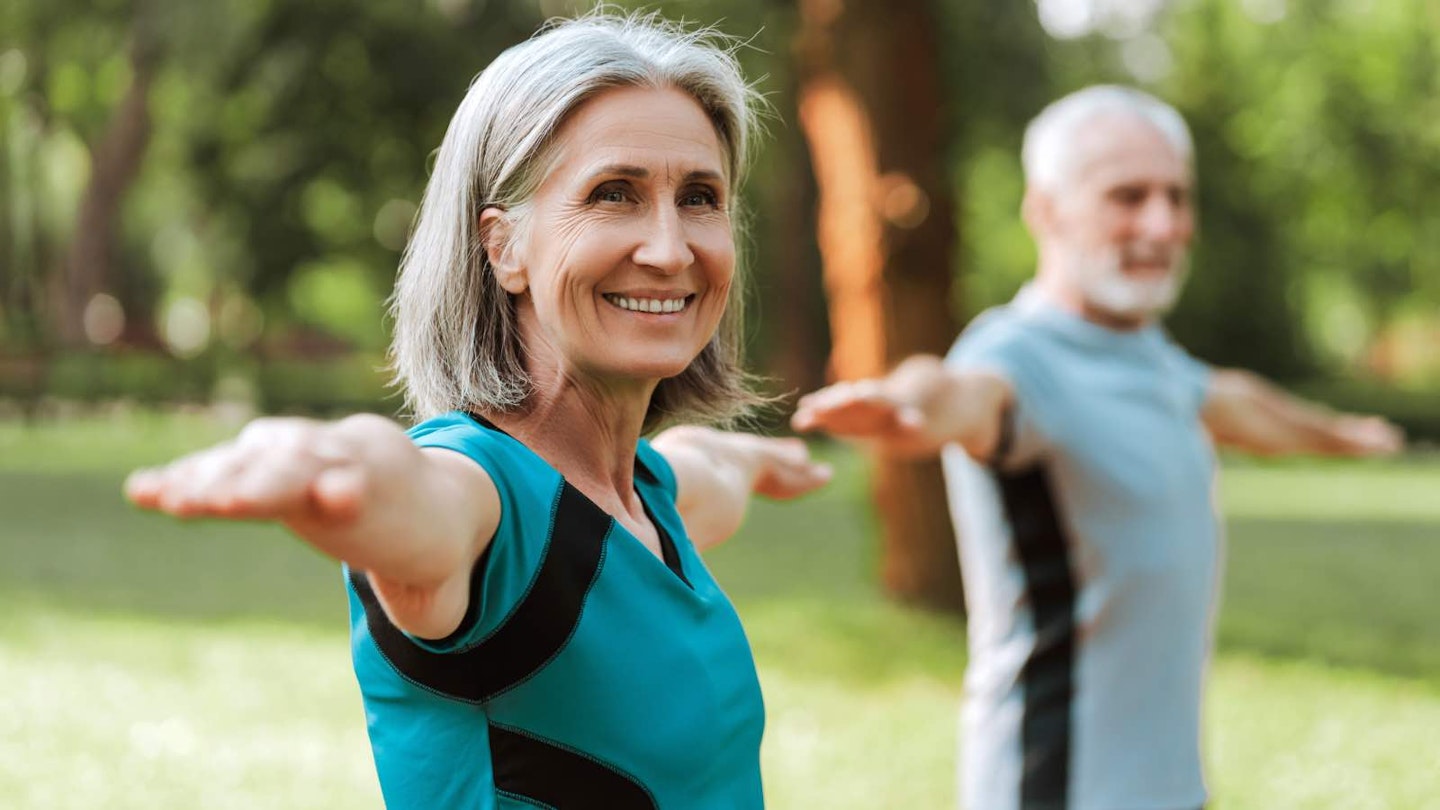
[464,412,691,588]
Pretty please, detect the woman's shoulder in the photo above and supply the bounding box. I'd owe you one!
[408,412,559,494]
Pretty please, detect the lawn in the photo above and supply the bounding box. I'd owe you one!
[1,411,1438,809]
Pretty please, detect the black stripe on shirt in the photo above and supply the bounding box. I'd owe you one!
[986,402,1019,470]
[490,722,658,809]
[998,464,1078,809]
[351,480,611,703]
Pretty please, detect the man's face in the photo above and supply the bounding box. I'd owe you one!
[1040,114,1195,324]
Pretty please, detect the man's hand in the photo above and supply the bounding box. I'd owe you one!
[1202,369,1406,457]
[792,357,1014,461]
[1315,414,1405,457]
[791,379,933,455]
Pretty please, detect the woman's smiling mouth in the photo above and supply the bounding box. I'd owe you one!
[602,293,695,314]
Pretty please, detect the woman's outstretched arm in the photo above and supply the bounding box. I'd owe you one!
[125,413,500,639]
[650,427,832,551]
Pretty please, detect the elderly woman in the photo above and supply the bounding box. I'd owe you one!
[125,14,829,809]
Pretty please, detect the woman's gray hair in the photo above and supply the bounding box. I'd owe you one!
[390,11,765,431]
[1022,84,1193,191]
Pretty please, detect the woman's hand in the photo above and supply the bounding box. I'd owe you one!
[652,427,831,550]
[125,414,499,639]
[125,414,402,527]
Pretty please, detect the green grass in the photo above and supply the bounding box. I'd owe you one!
[1,412,1438,808]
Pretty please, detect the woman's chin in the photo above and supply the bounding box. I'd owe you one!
[575,354,697,387]
[630,359,696,381]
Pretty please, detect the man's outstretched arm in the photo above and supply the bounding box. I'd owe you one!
[791,355,1014,461]
[1201,369,1404,457]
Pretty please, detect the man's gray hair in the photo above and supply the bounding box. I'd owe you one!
[390,11,765,431]
[1021,85,1193,191]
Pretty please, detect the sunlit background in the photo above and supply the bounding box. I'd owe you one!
[2,0,1437,807]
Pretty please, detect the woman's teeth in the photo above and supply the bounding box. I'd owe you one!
[605,295,688,314]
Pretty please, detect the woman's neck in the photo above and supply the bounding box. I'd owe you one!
[486,364,657,510]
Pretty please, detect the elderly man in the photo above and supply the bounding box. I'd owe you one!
[793,85,1402,810]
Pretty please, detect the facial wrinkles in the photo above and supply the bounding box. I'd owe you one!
[1052,118,1193,314]
[511,86,734,389]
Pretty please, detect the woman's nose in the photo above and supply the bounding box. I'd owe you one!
[632,206,695,274]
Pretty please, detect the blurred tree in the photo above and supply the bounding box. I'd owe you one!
[181,0,542,355]
[795,0,964,613]
[53,28,159,347]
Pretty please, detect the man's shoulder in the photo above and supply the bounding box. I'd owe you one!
[947,303,1050,362]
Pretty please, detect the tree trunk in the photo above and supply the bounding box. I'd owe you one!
[52,33,158,347]
[795,0,965,613]
[758,70,827,403]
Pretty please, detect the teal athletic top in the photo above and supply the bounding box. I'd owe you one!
[346,412,765,809]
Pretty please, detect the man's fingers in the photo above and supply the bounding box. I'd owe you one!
[895,404,925,429]
[792,383,908,437]
[1340,416,1405,455]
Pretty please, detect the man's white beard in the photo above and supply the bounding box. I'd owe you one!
[1069,243,1189,321]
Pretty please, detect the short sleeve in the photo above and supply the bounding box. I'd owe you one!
[945,313,1056,470]
[634,437,679,502]
[1161,338,1213,414]
[350,412,565,654]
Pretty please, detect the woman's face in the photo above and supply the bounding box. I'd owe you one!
[490,85,734,389]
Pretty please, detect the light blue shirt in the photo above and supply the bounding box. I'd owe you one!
[943,288,1219,810]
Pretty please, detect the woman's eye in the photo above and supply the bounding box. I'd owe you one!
[588,184,630,204]
[680,188,720,208]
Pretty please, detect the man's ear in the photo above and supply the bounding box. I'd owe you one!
[1021,187,1053,238]
[480,207,526,294]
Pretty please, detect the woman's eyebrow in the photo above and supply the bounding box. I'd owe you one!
[583,165,725,184]
[589,164,649,179]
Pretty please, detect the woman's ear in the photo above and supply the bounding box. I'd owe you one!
[481,208,527,294]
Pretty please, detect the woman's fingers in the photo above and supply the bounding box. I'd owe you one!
[222,444,334,519]
[308,464,369,524]
[123,466,166,509]
[142,444,245,516]
[124,418,360,523]
[753,437,833,500]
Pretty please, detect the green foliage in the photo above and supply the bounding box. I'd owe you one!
[284,259,387,350]
[3,0,1436,397]
[251,353,396,415]
[0,350,395,415]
